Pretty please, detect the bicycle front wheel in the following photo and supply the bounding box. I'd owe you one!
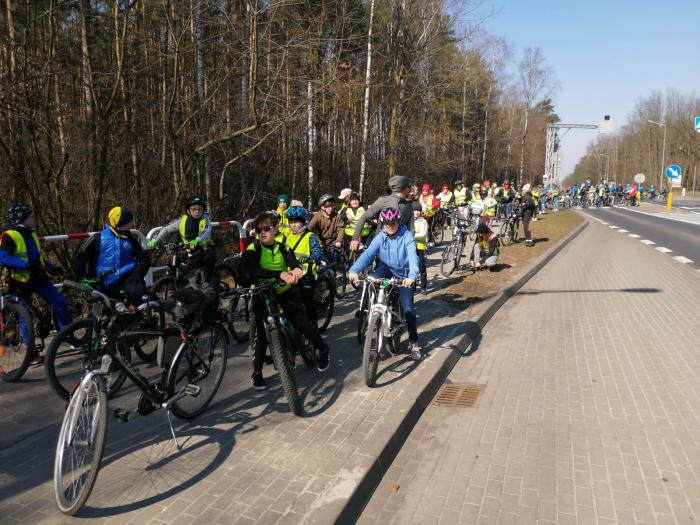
[334,256,347,299]
[499,221,513,246]
[440,241,459,277]
[45,319,129,401]
[54,374,107,515]
[0,302,34,382]
[268,326,302,415]
[362,313,383,387]
[431,219,444,245]
[170,324,228,419]
[315,274,335,333]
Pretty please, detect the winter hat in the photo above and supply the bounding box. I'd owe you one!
[7,204,33,227]
[337,188,353,200]
[276,194,289,205]
[108,207,134,228]
[388,176,411,193]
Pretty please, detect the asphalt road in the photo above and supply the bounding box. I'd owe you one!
[582,206,700,270]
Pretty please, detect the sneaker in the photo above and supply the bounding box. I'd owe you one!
[409,343,422,361]
[251,372,266,391]
[317,346,330,372]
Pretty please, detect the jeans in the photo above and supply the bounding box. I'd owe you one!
[372,263,418,344]
[553,199,559,211]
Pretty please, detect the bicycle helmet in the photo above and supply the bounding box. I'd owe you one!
[472,183,481,190]
[421,184,431,192]
[318,194,334,207]
[455,180,464,186]
[378,207,401,224]
[483,180,491,188]
[286,206,308,223]
[185,196,206,210]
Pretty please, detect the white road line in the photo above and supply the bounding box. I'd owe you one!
[600,221,608,225]
[617,229,628,233]
[628,234,640,238]
[641,240,656,245]
[655,247,672,254]
[608,225,618,229]
[672,256,694,264]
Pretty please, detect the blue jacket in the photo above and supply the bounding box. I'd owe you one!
[96,225,137,289]
[349,224,419,280]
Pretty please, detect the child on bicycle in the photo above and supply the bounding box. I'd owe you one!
[348,207,422,361]
[239,211,330,390]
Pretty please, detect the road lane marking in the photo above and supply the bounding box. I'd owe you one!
[600,221,608,225]
[641,240,656,245]
[628,234,640,238]
[617,229,628,233]
[672,256,694,264]
[655,247,672,254]
[608,225,618,229]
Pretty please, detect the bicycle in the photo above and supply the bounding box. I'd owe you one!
[216,253,250,344]
[325,245,348,299]
[45,280,165,401]
[357,276,406,387]
[430,207,451,245]
[53,283,227,515]
[310,262,336,333]
[499,204,521,246]
[440,208,472,277]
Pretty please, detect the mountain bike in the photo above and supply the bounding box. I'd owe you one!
[499,205,521,246]
[358,277,406,387]
[310,263,335,333]
[53,283,227,516]
[325,245,348,299]
[440,211,472,277]
[216,253,250,343]
[430,207,451,245]
[45,280,165,401]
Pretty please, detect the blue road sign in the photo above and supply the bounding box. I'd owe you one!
[665,165,682,179]
[695,116,700,132]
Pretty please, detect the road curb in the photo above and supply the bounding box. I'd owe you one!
[336,217,590,524]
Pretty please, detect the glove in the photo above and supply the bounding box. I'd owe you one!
[190,239,201,248]
[147,240,157,248]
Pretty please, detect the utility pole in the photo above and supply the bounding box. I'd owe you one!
[648,119,667,191]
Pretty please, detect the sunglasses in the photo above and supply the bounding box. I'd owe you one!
[255,225,275,233]
[383,220,399,226]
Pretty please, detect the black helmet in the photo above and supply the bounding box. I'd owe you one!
[318,194,335,207]
[185,196,207,210]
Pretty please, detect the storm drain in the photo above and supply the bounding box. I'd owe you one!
[433,383,486,408]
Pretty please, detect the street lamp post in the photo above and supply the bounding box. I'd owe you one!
[598,153,610,183]
[648,119,667,191]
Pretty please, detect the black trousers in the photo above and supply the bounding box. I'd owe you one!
[417,249,427,288]
[250,286,326,374]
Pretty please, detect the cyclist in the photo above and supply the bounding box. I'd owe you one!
[470,183,482,203]
[453,180,468,206]
[148,196,214,261]
[0,204,71,333]
[469,222,500,270]
[337,188,353,214]
[285,206,326,327]
[412,202,429,293]
[349,175,414,252]
[342,193,371,251]
[481,196,497,228]
[239,211,330,390]
[348,207,421,361]
[418,184,438,246]
[309,194,344,249]
[276,194,292,237]
[437,184,453,209]
[482,179,492,197]
[74,207,151,299]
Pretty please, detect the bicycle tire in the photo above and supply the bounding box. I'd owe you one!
[315,275,335,333]
[499,221,513,246]
[512,220,520,243]
[334,256,347,299]
[387,300,403,355]
[130,309,165,363]
[0,302,34,382]
[431,220,444,245]
[170,324,228,419]
[349,252,362,290]
[440,241,459,277]
[54,374,107,515]
[356,289,370,344]
[152,276,176,301]
[227,293,251,343]
[268,325,302,415]
[45,319,130,401]
[362,313,383,387]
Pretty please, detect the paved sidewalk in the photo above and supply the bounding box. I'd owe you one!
[360,219,700,524]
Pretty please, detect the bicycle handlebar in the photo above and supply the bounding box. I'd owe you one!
[62,280,112,310]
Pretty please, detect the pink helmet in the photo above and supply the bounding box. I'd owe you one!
[379,207,401,223]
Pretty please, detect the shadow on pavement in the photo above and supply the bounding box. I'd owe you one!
[517,287,661,295]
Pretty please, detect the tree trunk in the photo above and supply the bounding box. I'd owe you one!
[358,0,375,199]
[518,106,529,187]
[307,80,314,206]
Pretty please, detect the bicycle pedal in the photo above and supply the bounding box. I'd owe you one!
[114,408,130,423]
[184,384,201,397]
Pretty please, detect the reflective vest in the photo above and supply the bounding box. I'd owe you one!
[96,225,137,289]
[344,206,370,237]
[454,188,468,205]
[532,190,539,205]
[3,230,44,283]
[179,215,214,247]
[438,192,453,209]
[284,230,315,276]
[500,189,511,200]
[420,194,437,217]
[246,240,291,294]
[479,236,499,256]
[276,207,291,237]
[414,218,428,251]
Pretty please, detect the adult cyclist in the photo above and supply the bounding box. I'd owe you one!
[348,207,422,361]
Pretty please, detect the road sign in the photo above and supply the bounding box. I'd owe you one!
[665,165,682,179]
[695,116,700,132]
[633,173,646,184]
[671,178,681,188]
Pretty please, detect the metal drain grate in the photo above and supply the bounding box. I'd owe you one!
[433,383,485,408]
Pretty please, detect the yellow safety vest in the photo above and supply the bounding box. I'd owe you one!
[246,240,291,294]
[284,231,315,276]
[532,191,539,205]
[276,207,291,237]
[179,216,214,247]
[3,230,44,283]
[344,206,370,236]
[414,218,428,250]
[420,194,437,217]
[438,192,453,209]
[454,188,468,205]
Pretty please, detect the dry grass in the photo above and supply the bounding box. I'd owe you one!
[435,210,584,310]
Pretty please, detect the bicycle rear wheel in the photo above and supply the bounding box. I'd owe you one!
[45,319,130,401]
[170,324,228,419]
[314,274,335,333]
[431,219,444,245]
[0,302,34,382]
[54,374,107,515]
[129,310,165,363]
[440,241,459,277]
[268,325,302,415]
[362,313,383,387]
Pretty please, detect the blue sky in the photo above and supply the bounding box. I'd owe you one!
[481,0,700,177]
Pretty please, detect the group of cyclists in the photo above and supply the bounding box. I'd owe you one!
[0,174,564,392]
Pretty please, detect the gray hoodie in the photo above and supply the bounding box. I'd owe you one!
[351,194,414,241]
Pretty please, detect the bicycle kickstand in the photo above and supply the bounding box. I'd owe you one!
[165,410,182,451]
